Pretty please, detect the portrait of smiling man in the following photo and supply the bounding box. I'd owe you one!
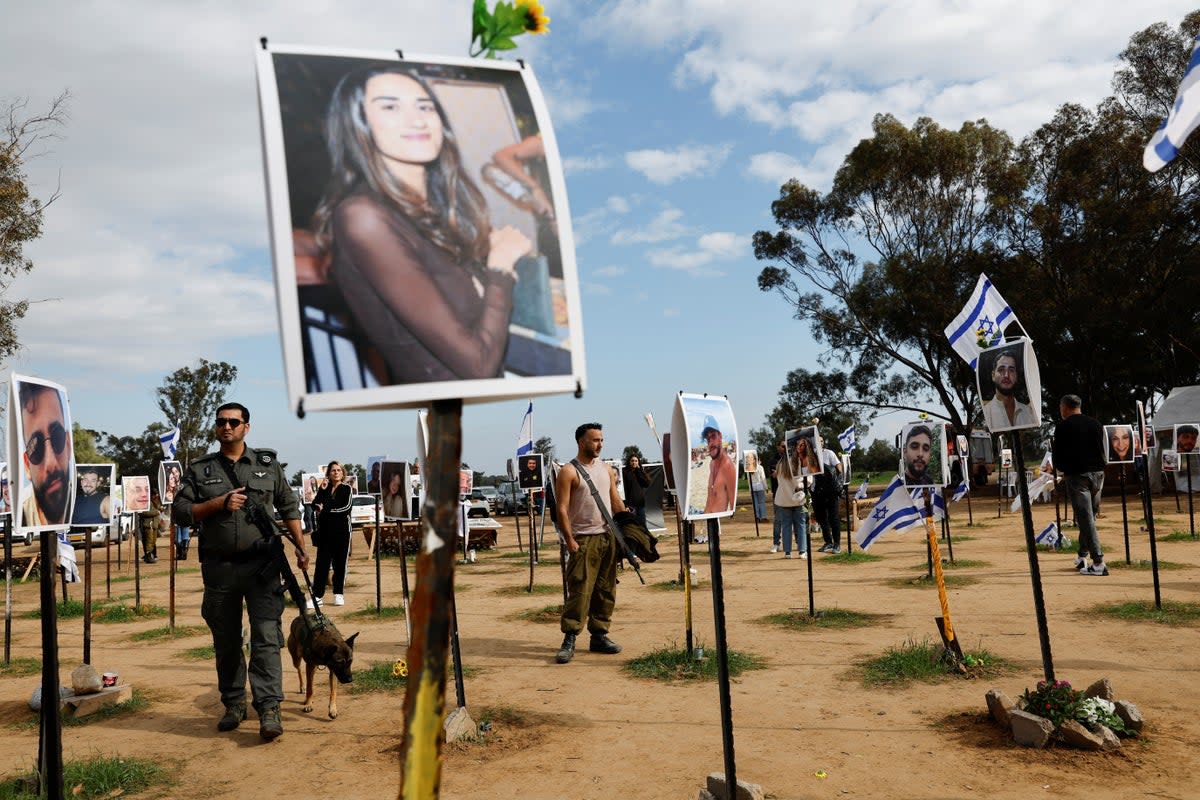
[14,377,75,529]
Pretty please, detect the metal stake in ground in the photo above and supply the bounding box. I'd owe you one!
[84,525,93,664]
[1012,431,1055,682]
[527,497,536,593]
[683,520,695,654]
[134,511,142,609]
[169,507,176,633]
[37,530,63,800]
[4,514,12,665]
[941,488,955,563]
[962,456,974,526]
[399,521,413,641]
[374,494,383,613]
[1135,454,1163,610]
[1119,465,1131,565]
[804,507,815,618]
[1188,454,1196,538]
[399,398,462,797]
[705,517,738,798]
[922,491,962,660]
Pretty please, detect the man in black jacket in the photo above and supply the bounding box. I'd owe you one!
[1050,394,1108,576]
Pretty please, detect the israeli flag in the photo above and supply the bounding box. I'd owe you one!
[854,479,869,500]
[838,425,857,452]
[854,476,922,549]
[57,531,80,583]
[159,424,180,459]
[515,401,534,456]
[1145,34,1200,172]
[943,274,1018,369]
[951,479,969,502]
[1035,522,1059,547]
[911,487,946,521]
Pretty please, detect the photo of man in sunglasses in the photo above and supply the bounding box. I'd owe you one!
[16,378,75,528]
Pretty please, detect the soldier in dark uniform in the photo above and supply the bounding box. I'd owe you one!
[172,402,309,741]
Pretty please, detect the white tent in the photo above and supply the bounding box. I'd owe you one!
[1149,386,1200,492]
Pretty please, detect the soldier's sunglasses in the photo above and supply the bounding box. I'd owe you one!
[25,422,68,466]
[215,417,245,429]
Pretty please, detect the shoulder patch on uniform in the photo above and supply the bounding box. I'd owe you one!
[256,448,277,466]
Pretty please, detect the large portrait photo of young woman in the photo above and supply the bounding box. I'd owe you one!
[257,46,585,412]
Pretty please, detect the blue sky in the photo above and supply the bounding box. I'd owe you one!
[0,1,1188,477]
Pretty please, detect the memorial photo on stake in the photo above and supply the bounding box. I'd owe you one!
[900,421,947,488]
[784,425,823,490]
[744,449,758,474]
[9,374,75,531]
[366,455,387,494]
[517,452,543,491]
[1173,423,1198,456]
[256,45,585,412]
[1163,449,1179,472]
[122,476,151,514]
[1104,424,1136,464]
[0,462,8,516]
[380,460,412,520]
[671,393,738,521]
[976,338,1041,433]
[72,464,114,526]
[159,460,182,504]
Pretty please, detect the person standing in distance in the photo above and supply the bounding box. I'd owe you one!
[1048,394,1108,576]
[172,402,309,740]
[622,454,651,527]
[554,423,626,664]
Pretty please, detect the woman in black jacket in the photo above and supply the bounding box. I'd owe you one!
[311,461,353,607]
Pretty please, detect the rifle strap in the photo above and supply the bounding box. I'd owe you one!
[570,459,644,584]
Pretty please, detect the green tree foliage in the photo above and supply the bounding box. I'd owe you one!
[533,435,555,463]
[621,444,645,465]
[0,93,69,366]
[155,359,238,466]
[344,462,366,489]
[753,114,1021,432]
[856,438,901,474]
[749,368,869,457]
[998,11,1200,420]
[97,423,170,482]
[72,423,103,464]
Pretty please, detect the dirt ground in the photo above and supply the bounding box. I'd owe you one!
[0,490,1197,800]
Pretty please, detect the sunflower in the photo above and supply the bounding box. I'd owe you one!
[515,0,550,34]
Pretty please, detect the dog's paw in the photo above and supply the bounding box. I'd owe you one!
[302,704,314,713]
[329,706,339,719]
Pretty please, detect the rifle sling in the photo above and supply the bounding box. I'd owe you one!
[570,459,644,585]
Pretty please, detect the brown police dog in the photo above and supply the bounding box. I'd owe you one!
[286,615,359,719]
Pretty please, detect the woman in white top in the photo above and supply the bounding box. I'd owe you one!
[773,440,809,558]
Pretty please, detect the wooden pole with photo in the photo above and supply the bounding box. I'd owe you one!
[682,520,695,654]
[704,517,739,797]
[168,508,177,633]
[399,399,463,796]
[3,515,11,664]
[1119,466,1131,565]
[1012,431,1055,682]
[922,491,963,660]
[1134,454,1163,610]
[962,457,974,526]
[526,494,536,593]
[82,531,93,662]
[133,512,142,609]
[37,531,64,800]
[1188,456,1195,537]
[374,499,383,613]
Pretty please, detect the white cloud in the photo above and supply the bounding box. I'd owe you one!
[606,196,631,214]
[625,144,732,184]
[611,208,689,245]
[646,231,746,276]
[593,266,628,278]
[582,281,613,296]
[563,154,613,174]
[662,308,680,318]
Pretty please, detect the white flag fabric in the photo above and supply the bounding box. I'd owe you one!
[159,424,180,459]
[838,425,857,452]
[57,532,80,583]
[854,476,922,549]
[944,274,1018,369]
[516,402,534,456]
[951,478,969,502]
[911,487,946,521]
[854,479,869,500]
[1010,473,1056,512]
[1145,35,1200,172]
[1035,522,1060,547]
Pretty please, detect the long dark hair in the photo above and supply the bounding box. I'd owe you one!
[312,63,491,268]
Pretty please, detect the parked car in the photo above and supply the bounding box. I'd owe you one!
[496,481,528,515]
[470,486,499,513]
[66,525,120,548]
[350,494,382,527]
[0,524,34,547]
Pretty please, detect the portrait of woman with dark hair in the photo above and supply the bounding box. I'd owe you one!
[312,63,532,383]
[1104,424,1135,464]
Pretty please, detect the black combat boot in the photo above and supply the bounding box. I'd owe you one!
[588,633,621,654]
[217,703,246,732]
[555,633,577,664]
